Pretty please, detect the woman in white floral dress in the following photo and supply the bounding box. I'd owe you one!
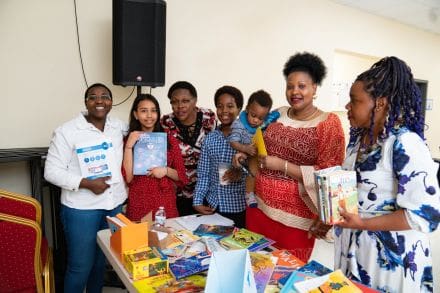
[334,57,440,292]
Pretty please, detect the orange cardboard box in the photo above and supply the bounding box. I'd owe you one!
[109,214,149,261]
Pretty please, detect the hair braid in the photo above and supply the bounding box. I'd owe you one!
[352,56,424,144]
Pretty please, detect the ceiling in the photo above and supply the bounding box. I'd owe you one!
[330,0,440,35]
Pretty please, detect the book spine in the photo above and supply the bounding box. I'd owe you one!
[315,175,326,223]
[320,176,331,224]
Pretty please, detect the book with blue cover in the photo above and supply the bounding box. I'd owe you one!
[193,224,234,240]
[169,252,211,280]
[133,132,167,175]
[280,260,333,292]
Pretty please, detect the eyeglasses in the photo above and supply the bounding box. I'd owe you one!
[86,94,112,102]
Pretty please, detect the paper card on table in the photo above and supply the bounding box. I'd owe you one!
[76,138,120,183]
[175,213,234,231]
[205,249,257,293]
[252,127,267,156]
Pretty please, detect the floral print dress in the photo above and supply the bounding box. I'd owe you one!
[334,127,440,292]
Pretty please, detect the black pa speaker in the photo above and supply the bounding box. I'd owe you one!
[113,0,166,87]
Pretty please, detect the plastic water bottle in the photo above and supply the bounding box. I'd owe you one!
[154,206,166,227]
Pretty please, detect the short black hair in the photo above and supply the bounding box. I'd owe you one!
[167,81,197,99]
[214,85,244,109]
[283,52,327,85]
[247,90,272,110]
[84,83,112,101]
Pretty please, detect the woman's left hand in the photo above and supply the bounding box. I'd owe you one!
[336,208,365,229]
[148,167,167,179]
[224,167,243,182]
[308,217,332,239]
[258,155,283,171]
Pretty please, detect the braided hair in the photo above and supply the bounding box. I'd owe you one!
[350,56,424,144]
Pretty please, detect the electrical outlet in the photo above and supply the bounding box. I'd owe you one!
[426,99,433,111]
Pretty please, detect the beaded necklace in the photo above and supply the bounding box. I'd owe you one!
[356,135,380,163]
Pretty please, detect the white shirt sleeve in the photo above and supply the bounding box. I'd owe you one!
[44,127,83,191]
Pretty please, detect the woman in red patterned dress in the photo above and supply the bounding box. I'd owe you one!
[123,94,188,221]
[161,81,217,216]
[236,52,345,262]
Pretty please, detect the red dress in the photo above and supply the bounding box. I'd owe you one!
[124,134,188,221]
[247,107,345,262]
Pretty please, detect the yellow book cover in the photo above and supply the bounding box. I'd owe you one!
[252,127,267,156]
[132,273,174,293]
[123,246,169,280]
[295,269,362,293]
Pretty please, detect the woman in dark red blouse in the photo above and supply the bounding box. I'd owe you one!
[161,81,217,216]
[123,94,188,221]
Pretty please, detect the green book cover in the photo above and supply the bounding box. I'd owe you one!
[220,228,264,249]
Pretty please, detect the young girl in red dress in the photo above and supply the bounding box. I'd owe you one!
[123,94,188,221]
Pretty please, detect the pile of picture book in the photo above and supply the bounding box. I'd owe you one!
[266,256,379,293]
[129,224,276,292]
[314,166,359,225]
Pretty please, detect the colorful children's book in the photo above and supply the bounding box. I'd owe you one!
[294,269,362,293]
[220,228,264,250]
[248,237,276,252]
[172,229,200,244]
[279,260,333,292]
[133,132,167,175]
[315,167,358,225]
[193,224,235,240]
[202,236,227,255]
[271,250,305,268]
[132,273,174,293]
[154,273,207,293]
[269,250,305,287]
[250,252,277,293]
[168,251,211,280]
[123,246,168,280]
[327,170,358,224]
[161,239,206,262]
[269,266,297,286]
[76,139,119,183]
[253,127,267,156]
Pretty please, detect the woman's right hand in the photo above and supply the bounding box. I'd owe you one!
[125,131,142,148]
[194,205,215,215]
[80,177,110,195]
[232,152,248,168]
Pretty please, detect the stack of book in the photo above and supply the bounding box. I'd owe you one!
[314,166,359,224]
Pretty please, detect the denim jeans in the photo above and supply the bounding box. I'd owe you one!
[60,204,123,293]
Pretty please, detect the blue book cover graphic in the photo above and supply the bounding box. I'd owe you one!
[133,132,167,175]
[169,252,211,280]
[76,139,120,183]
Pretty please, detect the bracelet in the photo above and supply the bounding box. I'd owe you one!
[124,146,133,150]
[284,160,288,176]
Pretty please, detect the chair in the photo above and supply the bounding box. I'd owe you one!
[0,189,54,292]
[0,188,41,224]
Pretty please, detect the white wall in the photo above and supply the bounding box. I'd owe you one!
[1,0,440,288]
